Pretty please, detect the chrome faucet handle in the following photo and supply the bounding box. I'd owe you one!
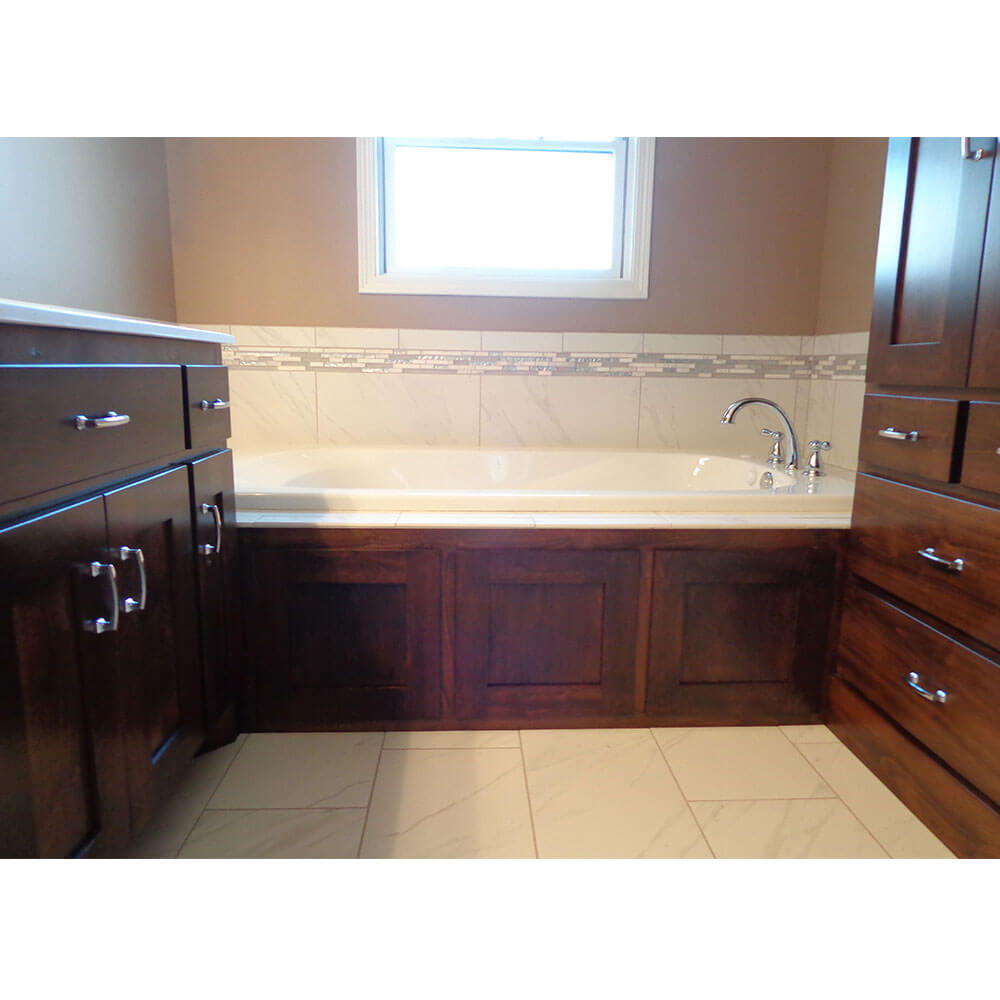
[761,428,785,467]
[805,440,831,478]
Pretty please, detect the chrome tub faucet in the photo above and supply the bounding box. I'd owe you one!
[720,397,800,473]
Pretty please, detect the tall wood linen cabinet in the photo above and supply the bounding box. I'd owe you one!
[829,137,1000,857]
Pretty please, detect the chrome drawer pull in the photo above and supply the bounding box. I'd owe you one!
[961,137,986,161]
[199,502,222,556]
[917,547,965,573]
[906,672,948,704]
[200,398,230,411]
[74,410,131,431]
[117,545,147,613]
[81,561,119,634]
[877,427,919,442]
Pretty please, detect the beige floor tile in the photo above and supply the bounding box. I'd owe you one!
[383,730,520,749]
[208,732,383,809]
[652,727,834,800]
[780,725,841,745]
[178,809,366,859]
[798,743,955,859]
[360,749,535,858]
[522,729,712,858]
[691,799,888,858]
[128,735,247,858]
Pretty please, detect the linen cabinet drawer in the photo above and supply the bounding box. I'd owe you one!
[185,365,231,452]
[838,584,1000,806]
[850,474,1000,650]
[0,365,185,505]
[961,402,1000,493]
[859,394,960,481]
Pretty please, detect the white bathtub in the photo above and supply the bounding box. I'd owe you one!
[234,447,854,520]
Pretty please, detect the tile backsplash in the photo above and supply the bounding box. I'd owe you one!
[210,326,869,470]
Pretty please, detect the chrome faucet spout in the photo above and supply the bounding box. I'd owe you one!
[720,397,800,472]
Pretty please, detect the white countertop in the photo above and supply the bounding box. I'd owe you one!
[0,297,234,345]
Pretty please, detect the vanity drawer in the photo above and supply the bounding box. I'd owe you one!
[961,402,1000,494]
[838,584,1000,806]
[859,394,960,481]
[0,365,185,505]
[850,474,1000,650]
[185,365,231,452]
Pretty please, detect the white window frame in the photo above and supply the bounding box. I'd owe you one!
[356,137,655,299]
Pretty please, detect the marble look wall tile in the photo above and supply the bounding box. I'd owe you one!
[521,729,712,858]
[831,380,866,470]
[481,375,640,448]
[838,331,870,356]
[810,333,841,356]
[482,330,562,352]
[316,327,398,349]
[563,332,642,353]
[229,370,317,450]
[722,335,803,356]
[643,333,724,355]
[179,808,367,859]
[231,325,316,347]
[360,748,535,858]
[191,324,231,335]
[803,377,836,451]
[690,799,887,858]
[317,372,480,446]
[399,328,481,350]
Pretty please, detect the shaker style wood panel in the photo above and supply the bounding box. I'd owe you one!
[647,548,834,720]
[868,138,996,387]
[968,152,1000,388]
[858,394,961,482]
[960,402,1000,493]
[838,584,1000,806]
[247,547,441,727]
[454,549,640,720]
[185,365,232,453]
[0,497,130,858]
[104,467,203,837]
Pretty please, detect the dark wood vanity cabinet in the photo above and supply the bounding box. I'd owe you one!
[0,320,236,857]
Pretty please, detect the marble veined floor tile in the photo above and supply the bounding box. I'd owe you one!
[652,727,834,801]
[690,799,888,858]
[383,730,520,749]
[798,743,955,859]
[178,808,366,859]
[360,748,535,858]
[208,732,383,810]
[521,729,712,858]
[780,725,841,744]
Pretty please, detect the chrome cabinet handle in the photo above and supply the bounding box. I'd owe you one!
[917,547,965,573]
[200,398,230,411]
[81,561,119,634]
[199,503,222,556]
[877,427,919,441]
[117,545,147,613]
[906,672,948,704]
[74,410,131,431]
[961,137,986,161]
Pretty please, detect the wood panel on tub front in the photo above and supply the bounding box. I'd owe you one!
[239,527,846,731]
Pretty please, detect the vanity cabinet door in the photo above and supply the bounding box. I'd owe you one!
[104,466,203,837]
[0,496,130,857]
[646,548,835,722]
[868,137,996,387]
[190,450,240,749]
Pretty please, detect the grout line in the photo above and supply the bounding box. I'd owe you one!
[355,731,387,858]
[648,727,717,858]
[476,374,482,447]
[635,376,643,449]
[313,371,319,444]
[517,730,541,859]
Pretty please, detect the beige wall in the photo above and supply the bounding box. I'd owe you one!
[0,138,177,321]
[815,138,888,335]
[166,137,838,334]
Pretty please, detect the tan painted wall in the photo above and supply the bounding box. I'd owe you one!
[815,138,888,335]
[0,138,177,321]
[166,137,837,334]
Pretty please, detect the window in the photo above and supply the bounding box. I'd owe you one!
[356,137,655,299]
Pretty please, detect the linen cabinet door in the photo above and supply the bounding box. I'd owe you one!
[868,137,996,387]
[104,467,203,837]
[247,547,441,727]
[646,549,835,723]
[968,150,1000,388]
[454,549,640,722]
[0,497,130,857]
[190,450,240,749]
